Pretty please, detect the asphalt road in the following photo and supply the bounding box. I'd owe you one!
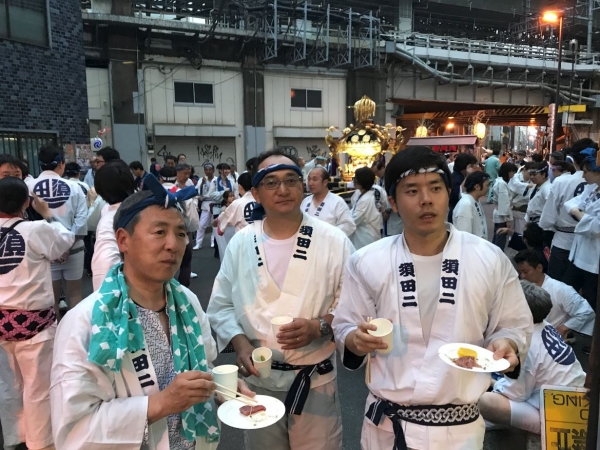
[1,201,590,450]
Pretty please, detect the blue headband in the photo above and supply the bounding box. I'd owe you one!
[251,164,303,188]
[204,163,214,170]
[581,147,600,172]
[115,173,198,230]
[387,166,449,196]
[41,154,65,168]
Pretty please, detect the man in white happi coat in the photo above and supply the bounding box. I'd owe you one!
[479,281,586,434]
[26,146,88,311]
[300,166,356,237]
[194,163,220,250]
[507,164,532,235]
[525,162,551,225]
[0,177,75,450]
[515,250,595,337]
[216,172,256,234]
[51,174,253,450]
[349,167,383,249]
[333,146,533,450]
[539,142,588,283]
[208,149,354,450]
[452,171,490,240]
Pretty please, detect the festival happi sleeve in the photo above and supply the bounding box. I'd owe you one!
[335,200,357,237]
[217,202,236,233]
[51,303,148,449]
[497,182,512,220]
[539,184,559,231]
[559,282,596,333]
[206,240,246,352]
[493,334,539,402]
[483,250,534,358]
[185,287,219,368]
[328,235,356,314]
[452,203,474,235]
[575,204,600,237]
[71,183,89,237]
[332,251,377,370]
[29,221,75,261]
[351,196,369,226]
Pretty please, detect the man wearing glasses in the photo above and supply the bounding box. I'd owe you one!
[94,147,121,169]
[208,149,354,450]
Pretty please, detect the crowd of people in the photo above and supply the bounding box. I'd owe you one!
[0,139,596,450]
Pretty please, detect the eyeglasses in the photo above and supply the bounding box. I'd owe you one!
[260,176,303,190]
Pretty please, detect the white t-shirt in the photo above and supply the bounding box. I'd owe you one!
[262,222,296,290]
[412,252,443,345]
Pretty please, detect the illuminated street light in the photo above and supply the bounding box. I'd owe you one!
[542,10,564,153]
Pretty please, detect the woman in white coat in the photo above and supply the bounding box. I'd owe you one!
[349,167,382,249]
[491,162,518,250]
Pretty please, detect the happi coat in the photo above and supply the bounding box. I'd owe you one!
[525,180,551,223]
[349,190,382,250]
[451,193,488,240]
[333,225,533,450]
[493,321,585,409]
[565,183,600,274]
[217,191,256,234]
[541,275,595,336]
[50,287,219,450]
[300,192,356,237]
[539,172,586,251]
[207,213,354,392]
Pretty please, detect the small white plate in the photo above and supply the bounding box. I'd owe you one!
[217,394,285,430]
[438,343,510,373]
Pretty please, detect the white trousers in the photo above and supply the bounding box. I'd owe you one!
[512,211,527,235]
[244,380,343,450]
[196,210,216,246]
[0,325,55,450]
[509,399,541,434]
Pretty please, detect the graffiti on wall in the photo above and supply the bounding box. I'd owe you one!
[306,145,324,156]
[197,144,223,165]
[279,146,299,157]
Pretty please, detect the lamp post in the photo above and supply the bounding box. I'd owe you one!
[542,11,563,154]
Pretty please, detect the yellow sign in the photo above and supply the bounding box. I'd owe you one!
[543,104,587,114]
[541,386,589,450]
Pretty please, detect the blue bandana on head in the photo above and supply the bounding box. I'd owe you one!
[115,173,198,229]
[250,163,304,220]
[41,154,65,169]
[581,147,600,172]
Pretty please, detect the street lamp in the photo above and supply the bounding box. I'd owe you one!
[542,10,563,153]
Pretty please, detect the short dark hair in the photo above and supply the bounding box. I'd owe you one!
[96,147,120,162]
[237,172,252,191]
[252,149,300,177]
[129,161,144,171]
[354,167,376,191]
[514,248,545,269]
[385,146,450,198]
[246,157,257,172]
[64,162,81,177]
[464,171,490,193]
[453,153,478,173]
[177,153,186,160]
[552,160,575,175]
[520,280,553,324]
[522,222,544,249]
[531,153,543,163]
[221,190,235,207]
[176,163,191,172]
[164,154,177,163]
[113,190,154,234]
[499,162,518,183]
[95,160,137,205]
[0,154,24,172]
[492,147,501,156]
[523,161,534,170]
[159,166,177,180]
[219,163,231,171]
[38,145,64,170]
[550,151,565,162]
[0,177,29,214]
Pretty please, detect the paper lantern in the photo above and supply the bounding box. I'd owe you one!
[475,123,486,139]
[416,125,428,137]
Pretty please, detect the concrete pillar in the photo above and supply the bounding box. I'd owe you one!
[242,56,266,159]
[346,69,389,127]
[397,0,412,33]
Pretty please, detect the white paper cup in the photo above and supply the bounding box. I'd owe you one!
[252,347,273,378]
[271,316,293,337]
[212,364,239,394]
[367,318,394,354]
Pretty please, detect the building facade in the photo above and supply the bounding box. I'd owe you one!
[0,0,88,174]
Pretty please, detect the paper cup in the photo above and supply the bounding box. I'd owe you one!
[212,364,239,393]
[271,316,293,337]
[252,347,273,378]
[367,318,393,354]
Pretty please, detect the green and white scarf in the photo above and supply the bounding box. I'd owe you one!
[88,263,220,443]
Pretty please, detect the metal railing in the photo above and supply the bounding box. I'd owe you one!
[384,32,600,66]
[0,130,59,177]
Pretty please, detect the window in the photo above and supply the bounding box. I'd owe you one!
[0,0,49,47]
[290,89,322,109]
[174,82,214,105]
[0,130,59,177]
